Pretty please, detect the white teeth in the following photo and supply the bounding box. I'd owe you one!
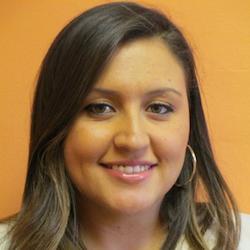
[111,165,151,174]
[134,165,140,173]
[124,166,133,174]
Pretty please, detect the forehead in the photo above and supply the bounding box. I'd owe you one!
[93,37,186,96]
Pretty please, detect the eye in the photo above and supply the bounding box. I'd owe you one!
[84,103,115,115]
[84,102,174,116]
[147,102,174,115]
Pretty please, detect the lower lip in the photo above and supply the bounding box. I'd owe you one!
[100,165,156,184]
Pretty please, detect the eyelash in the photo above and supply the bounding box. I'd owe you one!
[84,102,174,116]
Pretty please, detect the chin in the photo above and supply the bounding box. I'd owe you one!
[110,196,158,215]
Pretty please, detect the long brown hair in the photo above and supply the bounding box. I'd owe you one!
[1,2,240,249]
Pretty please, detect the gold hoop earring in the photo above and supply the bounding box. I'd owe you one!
[175,145,197,187]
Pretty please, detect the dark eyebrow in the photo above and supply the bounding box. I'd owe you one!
[91,87,182,97]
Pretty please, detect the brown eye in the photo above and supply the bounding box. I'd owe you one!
[147,102,174,115]
[85,103,115,115]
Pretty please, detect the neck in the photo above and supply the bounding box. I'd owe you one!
[76,195,167,250]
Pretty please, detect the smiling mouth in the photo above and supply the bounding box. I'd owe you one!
[99,164,157,174]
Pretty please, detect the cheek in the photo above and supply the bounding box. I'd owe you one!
[153,131,189,190]
[63,124,111,194]
[153,120,189,166]
[64,122,112,165]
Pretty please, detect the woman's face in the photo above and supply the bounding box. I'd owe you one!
[64,37,190,215]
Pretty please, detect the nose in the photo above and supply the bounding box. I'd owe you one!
[113,111,150,154]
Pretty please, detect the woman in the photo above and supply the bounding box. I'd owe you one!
[0,2,244,249]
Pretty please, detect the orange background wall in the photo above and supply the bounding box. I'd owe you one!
[0,0,249,218]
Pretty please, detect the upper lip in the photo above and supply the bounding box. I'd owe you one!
[100,160,157,167]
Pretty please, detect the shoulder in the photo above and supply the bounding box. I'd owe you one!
[0,222,12,249]
[238,212,250,249]
[205,212,250,250]
[177,212,250,250]
[205,212,250,249]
